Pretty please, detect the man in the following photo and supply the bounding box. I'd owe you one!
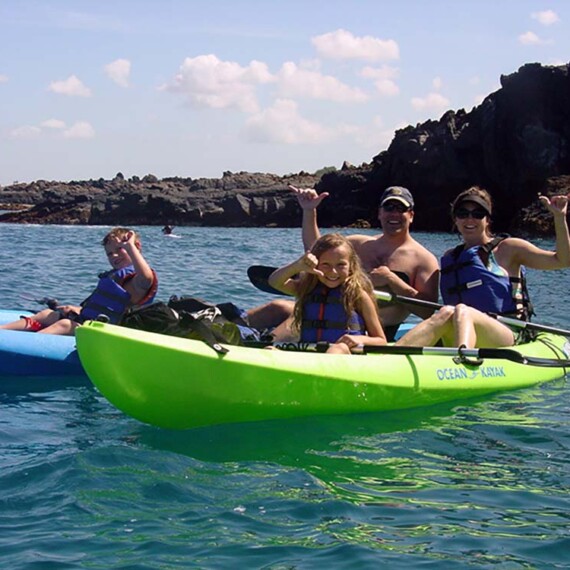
[289,185,439,340]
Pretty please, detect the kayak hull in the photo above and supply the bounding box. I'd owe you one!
[76,321,570,430]
[0,309,85,378]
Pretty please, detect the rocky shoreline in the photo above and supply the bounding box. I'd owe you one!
[2,62,569,236]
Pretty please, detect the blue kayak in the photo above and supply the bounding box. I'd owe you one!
[0,309,85,378]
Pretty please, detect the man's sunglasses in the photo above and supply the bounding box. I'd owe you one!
[454,207,488,220]
[382,202,410,213]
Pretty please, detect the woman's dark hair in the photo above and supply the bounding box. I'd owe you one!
[451,186,493,217]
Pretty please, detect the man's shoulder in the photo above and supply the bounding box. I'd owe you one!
[347,233,377,246]
[407,238,438,266]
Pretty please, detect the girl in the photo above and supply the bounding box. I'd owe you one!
[268,233,387,354]
[397,186,570,348]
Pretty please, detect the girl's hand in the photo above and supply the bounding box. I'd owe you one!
[539,193,569,217]
[298,251,324,277]
[289,185,329,210]
[334,334,364,351]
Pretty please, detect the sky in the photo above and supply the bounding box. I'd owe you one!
[1,1,569,186]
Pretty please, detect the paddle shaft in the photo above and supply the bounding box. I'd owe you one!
[374,290,570,338]
[242,339,570,367]
[247,264,570,339]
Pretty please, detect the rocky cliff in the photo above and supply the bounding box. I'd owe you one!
[311,62,570,235]
[1,62,569,235]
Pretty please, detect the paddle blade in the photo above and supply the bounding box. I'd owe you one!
[247,265,285,295]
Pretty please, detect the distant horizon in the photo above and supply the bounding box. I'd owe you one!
[1,1,568,186]
[0,164,333,187]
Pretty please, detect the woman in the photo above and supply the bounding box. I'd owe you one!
[396,186,570,348]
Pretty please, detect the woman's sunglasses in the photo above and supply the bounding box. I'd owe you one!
[454,207,488,220]
[382,202,410,213]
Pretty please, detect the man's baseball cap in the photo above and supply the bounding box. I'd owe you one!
[379,186,414,209]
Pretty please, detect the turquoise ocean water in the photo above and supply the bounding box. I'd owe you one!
[1,223,569,569]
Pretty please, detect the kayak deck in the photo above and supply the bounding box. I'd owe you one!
[76,321,570,430]
[0,309,85,378]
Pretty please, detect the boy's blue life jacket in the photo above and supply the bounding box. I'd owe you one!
[300,284,366,343]
[440,236,533,320]
[79,265,157,324]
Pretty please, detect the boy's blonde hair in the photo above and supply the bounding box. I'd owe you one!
[101,227,142,250]
[292,233,377,333]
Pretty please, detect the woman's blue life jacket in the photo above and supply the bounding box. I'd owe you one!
[440,236,533,320]
[300,284,366,343]
[79,265,157,324]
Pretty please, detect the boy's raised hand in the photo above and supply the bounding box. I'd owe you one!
[120,230,137,249]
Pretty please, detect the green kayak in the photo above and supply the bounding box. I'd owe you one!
[76,321,570,430]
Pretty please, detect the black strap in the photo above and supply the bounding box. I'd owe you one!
[301,319,361,331]
[179,313,229,355]
[305,292,342,305]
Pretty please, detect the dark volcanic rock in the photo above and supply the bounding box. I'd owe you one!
[515,175,570,235]
[311,62,570,234]
[0,172,321,227]
[1,62,570,233]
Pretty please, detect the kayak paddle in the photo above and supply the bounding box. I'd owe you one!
[247,265,284,295]
[374,290,570,339]
[247,264,570,339]
[242,339,570,367]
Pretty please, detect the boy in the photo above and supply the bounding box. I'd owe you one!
[0,227,157,335]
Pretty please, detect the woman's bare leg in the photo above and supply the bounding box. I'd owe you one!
[454,304,515,348]
[395,306,455,346]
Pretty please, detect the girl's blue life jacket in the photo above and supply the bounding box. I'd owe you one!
[300,284,366,343]
[440,236,533,320]
[78,265,157,324]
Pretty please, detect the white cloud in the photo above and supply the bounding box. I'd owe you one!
[348,116,397,150]
[298,58,321,72]
[411,92,450,111]
[531,10,560,26]
[432,76,443,90]
[277,61,368,102]
[518,31,551,45]
[360,65,398,80]
[469,76,480,85]
[41,119,66,129]
[0,74,8,83]
[163,54,275,114]
[312,29,399,62]
[48,74,92,97]
[360,65,400,96]
[244,99,334,144]
[10,126,42,139]
[104,58,131,87]
[63,121,95,139]
[373,79,400,97]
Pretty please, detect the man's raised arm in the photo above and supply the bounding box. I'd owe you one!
[289,185,329,250]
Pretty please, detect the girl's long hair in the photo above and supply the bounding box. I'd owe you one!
[292,233,377,333]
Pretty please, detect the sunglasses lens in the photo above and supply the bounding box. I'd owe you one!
[455,208,486,219]
[383,202,408,213]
